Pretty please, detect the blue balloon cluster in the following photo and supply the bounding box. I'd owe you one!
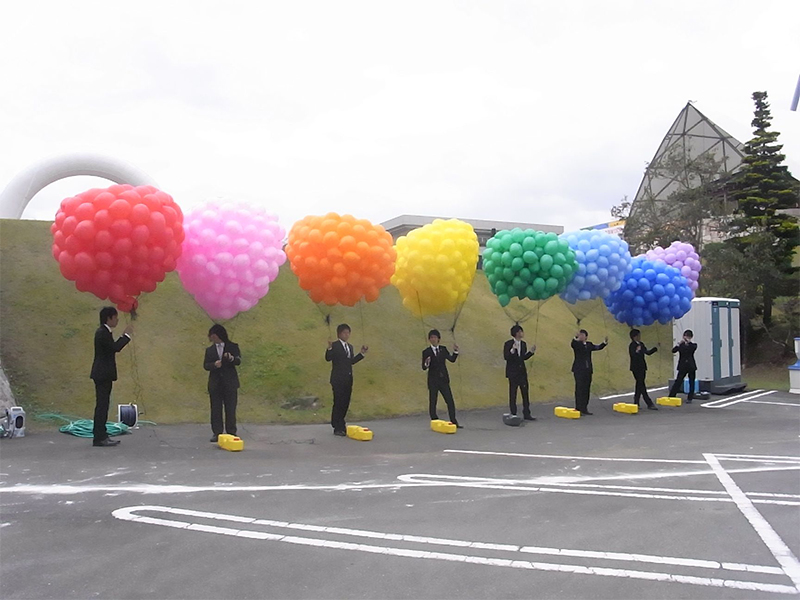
[604,256,693,326]
[559,230,632,304]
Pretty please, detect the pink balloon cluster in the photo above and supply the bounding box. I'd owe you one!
[645,241,701,292]
[177,201,286,320]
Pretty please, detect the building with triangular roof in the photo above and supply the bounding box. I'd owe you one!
[630,102,745,221]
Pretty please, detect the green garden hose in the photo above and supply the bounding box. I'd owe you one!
[36,413,155,438]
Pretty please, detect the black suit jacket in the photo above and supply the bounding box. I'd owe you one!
[325,341,364,385]
[571,338,606,374]
[504,339,534,379]
[90,326,130,382]
[204,342,241,392]
[422,346,458,385]
[672,341,697,371]
[629,341,657,374]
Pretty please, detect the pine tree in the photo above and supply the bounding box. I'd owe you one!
[728,91,799,325]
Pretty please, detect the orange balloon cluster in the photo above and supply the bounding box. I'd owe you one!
[286,213,396,306]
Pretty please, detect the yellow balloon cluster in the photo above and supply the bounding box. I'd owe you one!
[391,219,479,317]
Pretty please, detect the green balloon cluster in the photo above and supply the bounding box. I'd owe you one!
[482,229,577,307]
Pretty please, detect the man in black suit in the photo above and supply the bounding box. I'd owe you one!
[90,306,133,447]
[422,329,461,427]
[203,324,242,442]
[668,329,698,403]
[503,324,536,420]
[325,323,367,436]
[629,328,658,410]
[571,329,608,415]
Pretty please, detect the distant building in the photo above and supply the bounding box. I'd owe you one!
[582,219,626,237]
[626,102,798,248]
[630,102,746,220]
[381,214,563,248]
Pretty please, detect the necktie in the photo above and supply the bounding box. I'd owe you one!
[345,343,350,358]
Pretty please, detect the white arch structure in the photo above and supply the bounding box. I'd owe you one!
[0,153,158,219]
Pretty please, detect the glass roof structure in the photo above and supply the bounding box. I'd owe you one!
[630,102,745,219]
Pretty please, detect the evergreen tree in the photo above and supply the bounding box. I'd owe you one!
[728,91,799,324]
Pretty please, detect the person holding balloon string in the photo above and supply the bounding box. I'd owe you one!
[326,324,368,436]
[571,329,608,415]
[503,324,537,421]
[422,329,462,428]
[668,329,698,403]
[90,306,133,447]
[204,324,242,442]
[628,328,659,410]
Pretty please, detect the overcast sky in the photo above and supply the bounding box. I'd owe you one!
[2,0,798,232]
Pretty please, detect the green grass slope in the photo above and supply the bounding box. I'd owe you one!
[1,219,678,426]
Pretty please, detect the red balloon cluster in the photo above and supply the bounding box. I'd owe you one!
[51,184,184,312]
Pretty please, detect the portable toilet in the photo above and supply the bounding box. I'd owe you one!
[671,297,746,394]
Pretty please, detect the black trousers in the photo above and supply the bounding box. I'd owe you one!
[669,369,696,401]
[574,371,592,413]
[632,371,654,407]
[93,380,113,442]
[331,380,353,432]
[429,380,458,424]
[508,375,531,417]
[210,385,238,435]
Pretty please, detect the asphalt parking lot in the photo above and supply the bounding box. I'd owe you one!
[1,388,799,599]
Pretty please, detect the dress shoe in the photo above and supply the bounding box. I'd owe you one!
[580,411,593,415]
[455,424,464,429]
[686,399,693,404]
[333,430,346,436]
[93,438,120,447]
[647,405,659,410]
[210,435,219,442]
[523,415,536,421]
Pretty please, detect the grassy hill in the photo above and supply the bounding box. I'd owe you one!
[1,219,681,427]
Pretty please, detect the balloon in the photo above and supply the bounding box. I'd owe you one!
[286,213,395,306]
[604,256,693,326]
[392,219,479,316]
[645,241,701,293]
[559,230,632,304]
[50,185,184,312]
[177,201,286,320]
[483,229,577,304]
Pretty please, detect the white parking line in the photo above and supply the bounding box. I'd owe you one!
[716,454,800,462]
[112,505,799,596]
[396,472,800,506]
[704,454,800,593]
[444,449,708,465]
[702,389,776,409]
[701,389,764,407]
[600,387,668,400]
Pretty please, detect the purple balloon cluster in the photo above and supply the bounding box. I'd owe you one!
[645,241,701,292]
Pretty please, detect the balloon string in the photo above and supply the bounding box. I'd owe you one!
[415,291,428,343]
[225,313,241,341]
[450,274,476,334]
[450,300,466,334]
[529,300,542,404]
[314,302,333,339]
[358,299,366,346]
[124,312,145,416]
[657,325,665,385]
[600,301,612,396]
[502,305,535,324]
